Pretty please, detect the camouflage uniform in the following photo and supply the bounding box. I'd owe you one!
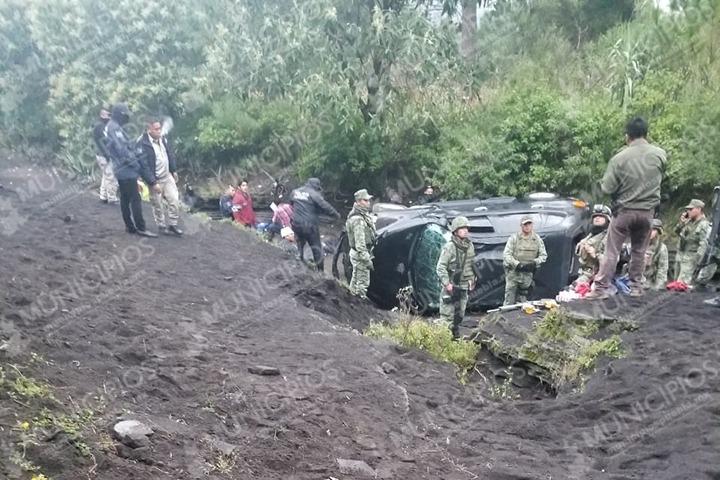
[346,190,376,298]
[436,218,476,335]
[674,216,711,284]
[644,237,669,290]
[503,223,548,305]
[575,230,608,284]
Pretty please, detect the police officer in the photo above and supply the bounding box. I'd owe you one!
[644,219,669,290]
[436,216,477,339]
[674,199,711,284]
[503,215,547,305]
[105,103,158,237]
[290,178,340,271]
[346,189,376,298]
[576,205,611,285]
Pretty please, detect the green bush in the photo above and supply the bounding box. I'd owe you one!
[196,96,301,167]
[366,317,479,382]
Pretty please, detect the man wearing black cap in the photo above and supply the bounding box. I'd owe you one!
[105,103,159,237]
[290,177,340,271]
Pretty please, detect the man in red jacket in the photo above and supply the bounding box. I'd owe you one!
[232,180,257,228]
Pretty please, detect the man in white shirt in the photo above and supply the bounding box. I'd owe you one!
[137,119,183,236]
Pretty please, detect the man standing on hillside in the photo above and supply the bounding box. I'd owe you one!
[105,103,158,237]
[437,216,478,339]
[92,107,118,203]
[673,199,711,284]
[346,189,376,298]
[586,117,666,299]
[137,118,183,236]
[503,215,547,305]
[290,178,340,271]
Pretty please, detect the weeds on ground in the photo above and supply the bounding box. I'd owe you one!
[210,453,237,474]
[366,316,479,383]
[488,371,519,401]
[2,358,105,479]
[516,308,626,389]
[2,365,54,400]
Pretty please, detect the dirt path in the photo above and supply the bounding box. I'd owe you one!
[1,162,719,479]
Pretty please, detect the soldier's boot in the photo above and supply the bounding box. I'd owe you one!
[450,322,460,340]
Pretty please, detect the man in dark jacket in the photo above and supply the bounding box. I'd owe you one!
[105,103,158,237]
[92,107,118,203]
[137,119,183,235]
[290,177,340,271]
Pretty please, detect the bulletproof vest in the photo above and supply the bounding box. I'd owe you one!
[347,210,376,249]
[513,233,541,262]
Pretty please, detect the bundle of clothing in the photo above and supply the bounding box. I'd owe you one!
[666,280,689,292]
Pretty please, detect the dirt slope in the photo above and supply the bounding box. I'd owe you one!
[1,162,719,480]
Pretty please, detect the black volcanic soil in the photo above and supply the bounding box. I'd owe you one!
[1,160,719,480]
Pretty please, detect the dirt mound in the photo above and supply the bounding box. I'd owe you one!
[1,163,719,479]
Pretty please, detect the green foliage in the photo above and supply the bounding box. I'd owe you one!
[26,0,211,169]
[0,0,53,145]
[2,0,718,204]
[366,317,480,381]
[512,308,625,388]
[197,96,301,167]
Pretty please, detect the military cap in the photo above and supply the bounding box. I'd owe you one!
[520,215,534,225]
[684,199,705,209]
[354,189,373,201]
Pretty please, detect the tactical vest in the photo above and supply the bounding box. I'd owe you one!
[513,233,541,262]
[347,210,376,250]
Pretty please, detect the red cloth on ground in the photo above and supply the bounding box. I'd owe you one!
[575,282,591,296]
[232,190,257,227]
[666,280,689,292]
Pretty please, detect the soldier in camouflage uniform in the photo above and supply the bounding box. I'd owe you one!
[674,199,711,284]
[346,189,377,298]
[575,205,611,285]
[503,215,548,305]
[643,219,669,290]
[436,216,477,338]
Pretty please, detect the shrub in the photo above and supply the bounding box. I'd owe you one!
[366,316,479,382]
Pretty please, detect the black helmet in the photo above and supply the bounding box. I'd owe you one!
[591,204,612,220]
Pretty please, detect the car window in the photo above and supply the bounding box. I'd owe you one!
[482,212,567,234]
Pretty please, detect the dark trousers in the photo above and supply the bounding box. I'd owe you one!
[293,223,323,271]
[594,208,653,290]
[118,179,146,232]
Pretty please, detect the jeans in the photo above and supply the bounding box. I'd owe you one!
[594,208,653,290]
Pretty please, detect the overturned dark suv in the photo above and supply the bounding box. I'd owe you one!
[333,193,592,311]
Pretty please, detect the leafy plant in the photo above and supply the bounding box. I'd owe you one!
[366,316,480,382]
